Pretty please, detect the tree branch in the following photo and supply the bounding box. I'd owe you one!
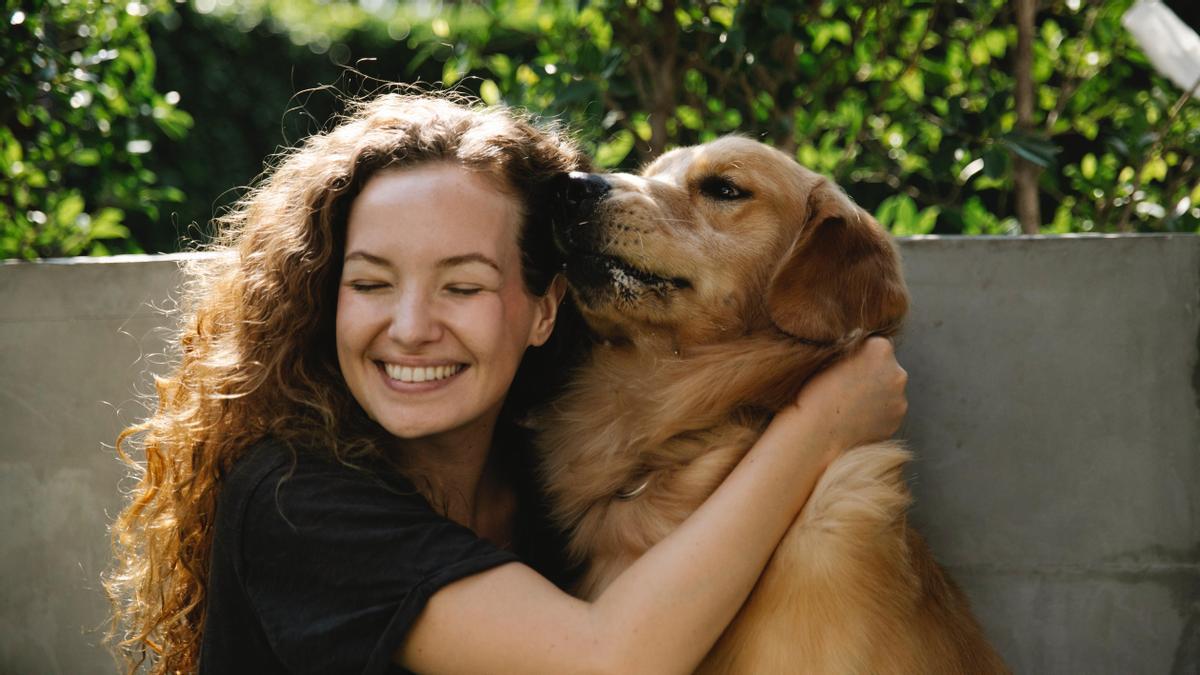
[1013,0,1042,233]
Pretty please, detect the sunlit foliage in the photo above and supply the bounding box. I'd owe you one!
[5,0,1198,258]
[2,0,192,258]
[429,0,1199,235]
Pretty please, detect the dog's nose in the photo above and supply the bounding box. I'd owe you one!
[553,171,611,212]
[550,171,611,255]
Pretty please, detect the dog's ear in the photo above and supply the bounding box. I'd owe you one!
[766,182,909,342]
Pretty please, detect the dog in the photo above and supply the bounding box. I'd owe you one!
[531,137,1008,673]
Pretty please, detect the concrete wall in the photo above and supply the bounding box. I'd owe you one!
[1,236,1196,673]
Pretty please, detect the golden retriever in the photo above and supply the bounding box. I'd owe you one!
[532,137,1008,673]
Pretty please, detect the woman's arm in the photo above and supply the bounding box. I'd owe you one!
[399,337,907,675]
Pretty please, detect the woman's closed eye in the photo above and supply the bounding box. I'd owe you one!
[446,285,484,296]
[346,280,389,292]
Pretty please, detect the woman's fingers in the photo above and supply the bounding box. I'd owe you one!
[784,337,909,452]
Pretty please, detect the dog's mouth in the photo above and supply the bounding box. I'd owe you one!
[549,172,691,300]
[567,250,692,296]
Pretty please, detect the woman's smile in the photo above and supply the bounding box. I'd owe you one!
[375,360,468,390]
[380,361,467,384]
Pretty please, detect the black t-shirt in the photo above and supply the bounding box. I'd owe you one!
[199,435,572,674]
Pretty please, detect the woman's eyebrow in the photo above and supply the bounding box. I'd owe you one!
[344,250,391,267]
[438,253,500,272]
[343,250,500,272]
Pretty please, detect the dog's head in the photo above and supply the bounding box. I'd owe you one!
[552,136,908,350]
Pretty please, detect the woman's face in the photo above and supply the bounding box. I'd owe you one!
[335,163,559,446]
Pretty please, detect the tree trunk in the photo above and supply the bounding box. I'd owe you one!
[1013,0,1041,234]
[648,0,678,159]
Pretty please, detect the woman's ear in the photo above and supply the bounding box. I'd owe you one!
[529,274,567,347]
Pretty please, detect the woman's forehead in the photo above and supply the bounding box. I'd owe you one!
[345,163,524,265]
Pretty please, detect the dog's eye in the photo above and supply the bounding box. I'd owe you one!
[699,176,750,201]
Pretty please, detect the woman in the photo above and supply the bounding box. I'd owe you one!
[106,92,907,674]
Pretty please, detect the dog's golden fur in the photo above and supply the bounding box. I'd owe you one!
[532,137,1007,673]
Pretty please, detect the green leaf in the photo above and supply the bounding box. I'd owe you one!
[710,5,734,28]
[1081,153,1097,180]
[894,196,918,232]
[516,64,540,86]
[595,130,634,168]
[898,70,924,102]
[154,108,194,140]
[830,21,851,45]
[1140,156,1167,183]
[912,206,941,235]
[1048,200,1073,234]
[810,23,833,52]
[983,29,1007,57]
[676,105,703,131]
[54,193,86,228]
[875,194,919,233]
[969,39,991,66]
[1,129,21,167]
[87,208,129,240]
[632,117,652,142]
[1001,132,1060,168]
[442,59,462,86]
[875,195,900,226]
[488,54,514,79]
[72,149,101,166]
[961,197,1007,235]
[479,79,501,105]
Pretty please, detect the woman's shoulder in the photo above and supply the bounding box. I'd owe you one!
[221,437,423,523]
[221,438,291,498]
[218,436,512,580]
[215,438,442,563]
[208,438,520,675]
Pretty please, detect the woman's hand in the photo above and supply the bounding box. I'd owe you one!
[772,337,909,463]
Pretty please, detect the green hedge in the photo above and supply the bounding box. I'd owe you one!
[5,0,1198,259]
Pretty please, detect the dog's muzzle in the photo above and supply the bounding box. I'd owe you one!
[549,171,690,298]
[550,171,611,254]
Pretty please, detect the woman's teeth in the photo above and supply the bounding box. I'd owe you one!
[383,363,464,383]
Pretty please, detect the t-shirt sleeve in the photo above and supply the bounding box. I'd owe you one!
[234,455,520,675]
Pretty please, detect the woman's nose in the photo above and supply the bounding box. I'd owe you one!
[387,290,443,347]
